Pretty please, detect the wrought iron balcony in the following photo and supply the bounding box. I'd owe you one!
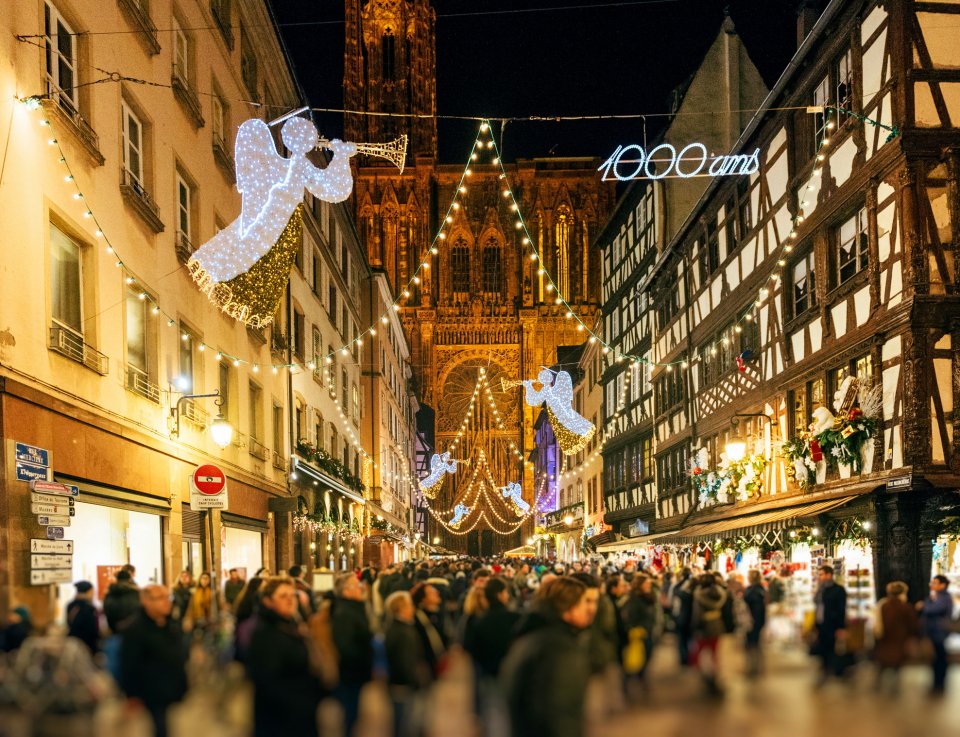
[175,231,195,265]
[120,168,164,233]
[213,133,235,183]
[171,64,205,129]
[49,324,108,375]
[125,365,160,403]
[179,398,209,428]
[117,0,161,55]
[248,437,268,461]
[41,86,103,166]
[210,0,234,49]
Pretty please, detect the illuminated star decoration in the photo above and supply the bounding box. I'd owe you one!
[448,503,471,530]
[522,368,596,455]
[418,452,459,498]
[187,116,357,327]
[500,482,529,515]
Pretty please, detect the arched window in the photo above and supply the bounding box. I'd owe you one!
[451,238,470,300]
[482,237,502,295]
[382,33,396,80]
[555,206,571,297]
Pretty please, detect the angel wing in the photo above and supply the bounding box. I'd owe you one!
[235,119,288,233]
[551,370,574,403]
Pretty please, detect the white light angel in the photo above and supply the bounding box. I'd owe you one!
[522,368,596,455]
[419,452,458,497]
[190,116,357,283]
[448,503,471,529]
[501,482,530,516]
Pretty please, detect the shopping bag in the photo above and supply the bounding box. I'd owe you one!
[622,627,647,675]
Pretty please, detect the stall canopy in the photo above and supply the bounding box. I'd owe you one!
[672,496,855,541]
[503,545,537,558]
[596,532,678,553]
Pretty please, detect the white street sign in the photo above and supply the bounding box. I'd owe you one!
[31,502,75,516]
[29,480,78,496]
[31,554,73,569]
[37,515,71,527]
[31,492,76,506]
[30,539,73,554]
[190,492,228,510]
[30,568,73,585]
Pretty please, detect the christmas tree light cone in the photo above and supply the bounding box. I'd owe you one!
[188,205,303,328]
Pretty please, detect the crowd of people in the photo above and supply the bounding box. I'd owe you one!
[0,557,957,737]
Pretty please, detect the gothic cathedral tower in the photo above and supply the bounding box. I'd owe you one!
[343,0,437,160]
[344,1,613,552]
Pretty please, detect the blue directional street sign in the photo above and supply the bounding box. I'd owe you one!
[15,443,50,467]
[16,462,49,482]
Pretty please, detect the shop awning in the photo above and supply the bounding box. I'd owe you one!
[672,497,856,541]
[366,500,407,532]
[292,457,366,505]
[596,531,678,553]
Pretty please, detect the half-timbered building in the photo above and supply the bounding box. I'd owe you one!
[604,0,960,599]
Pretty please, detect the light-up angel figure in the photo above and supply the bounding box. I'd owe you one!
[419,452,458,498]
[500,482,529,516]
[190,117,357,283]
[448,503,471,530]
[523,368,596,455]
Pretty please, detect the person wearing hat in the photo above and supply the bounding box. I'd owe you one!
[67,580,101,654]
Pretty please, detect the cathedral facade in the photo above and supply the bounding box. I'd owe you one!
[344,0,613,550]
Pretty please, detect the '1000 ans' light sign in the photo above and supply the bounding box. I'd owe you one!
[599,142,761,181]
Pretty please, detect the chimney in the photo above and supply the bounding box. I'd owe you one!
[796,0,824,48]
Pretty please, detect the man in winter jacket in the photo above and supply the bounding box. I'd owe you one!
[103,569,140,633]
[918,574,954,694]
[248,578,324,737]
[671,568,694,667]
[66,580,100,654]
[330,572,373,735]
[468,577,521,678]
[501,576,598,737]
[813,565,847,686]
[742,570,767,677]
[118,585,187,737]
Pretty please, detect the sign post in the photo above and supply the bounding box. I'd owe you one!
[190,464,228,510]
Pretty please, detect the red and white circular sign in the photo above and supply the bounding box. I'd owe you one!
[193,464,226,495]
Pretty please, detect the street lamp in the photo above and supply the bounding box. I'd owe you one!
[169,390,233,449]
[564,514,574,526]
[725,412,776,462]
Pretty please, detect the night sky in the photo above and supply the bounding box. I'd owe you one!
[270,0,799,162]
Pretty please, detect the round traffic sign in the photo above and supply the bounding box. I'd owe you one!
[193,464,226,495]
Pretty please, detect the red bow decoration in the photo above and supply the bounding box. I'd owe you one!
[809,439,823,463]
[736,356,746,372]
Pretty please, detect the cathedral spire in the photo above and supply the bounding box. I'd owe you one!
[344,0,438,162]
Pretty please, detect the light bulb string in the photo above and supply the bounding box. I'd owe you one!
[486,109,900,370]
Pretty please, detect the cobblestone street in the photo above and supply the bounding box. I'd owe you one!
[593,641,960,737]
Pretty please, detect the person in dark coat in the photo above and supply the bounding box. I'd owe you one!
[501,576,598,737]
[691,574,728,696]
[0,606,31,652]
[119,585,188,737]
[103,569,140,633]
[384,591,430,737]
[66,580,100,654]
[411,583,447,677]
[742,570,767,677]
[223,568,245,611]
[247,578,324,737]
[621,574,658,692]
[469,577,521,678]
[874,581,917,691]
[671,568,695,667]
[171,571,194,622]
[813,565,848,686]
[330,572,373,736]
[918,574,954,695]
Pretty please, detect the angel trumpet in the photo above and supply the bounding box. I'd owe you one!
[319,134,408,173]
[501,378,525,391]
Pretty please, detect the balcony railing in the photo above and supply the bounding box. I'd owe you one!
[171,64,205,128]
[120,168,164,233]
[41,85,103,166]
[272,450,287,471]
[49,324,108,375]
[175,231,196,265]
[270,330,288,356]
[117,0,161,55]
[180,399,209,428]
[125,365,160,403]
[213,133,235,183]
[248,437,268,461]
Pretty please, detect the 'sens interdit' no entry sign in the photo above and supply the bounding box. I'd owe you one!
[192,465,226,495]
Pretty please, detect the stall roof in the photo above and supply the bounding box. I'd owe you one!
[596,532,678,553]
[672,496,856,541]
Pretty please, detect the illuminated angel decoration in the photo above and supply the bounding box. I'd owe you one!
[187,116,356,326]
[523,368,596,455]
[419,452,458,498]
[500,482,529,516]
[448,503,471,530]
